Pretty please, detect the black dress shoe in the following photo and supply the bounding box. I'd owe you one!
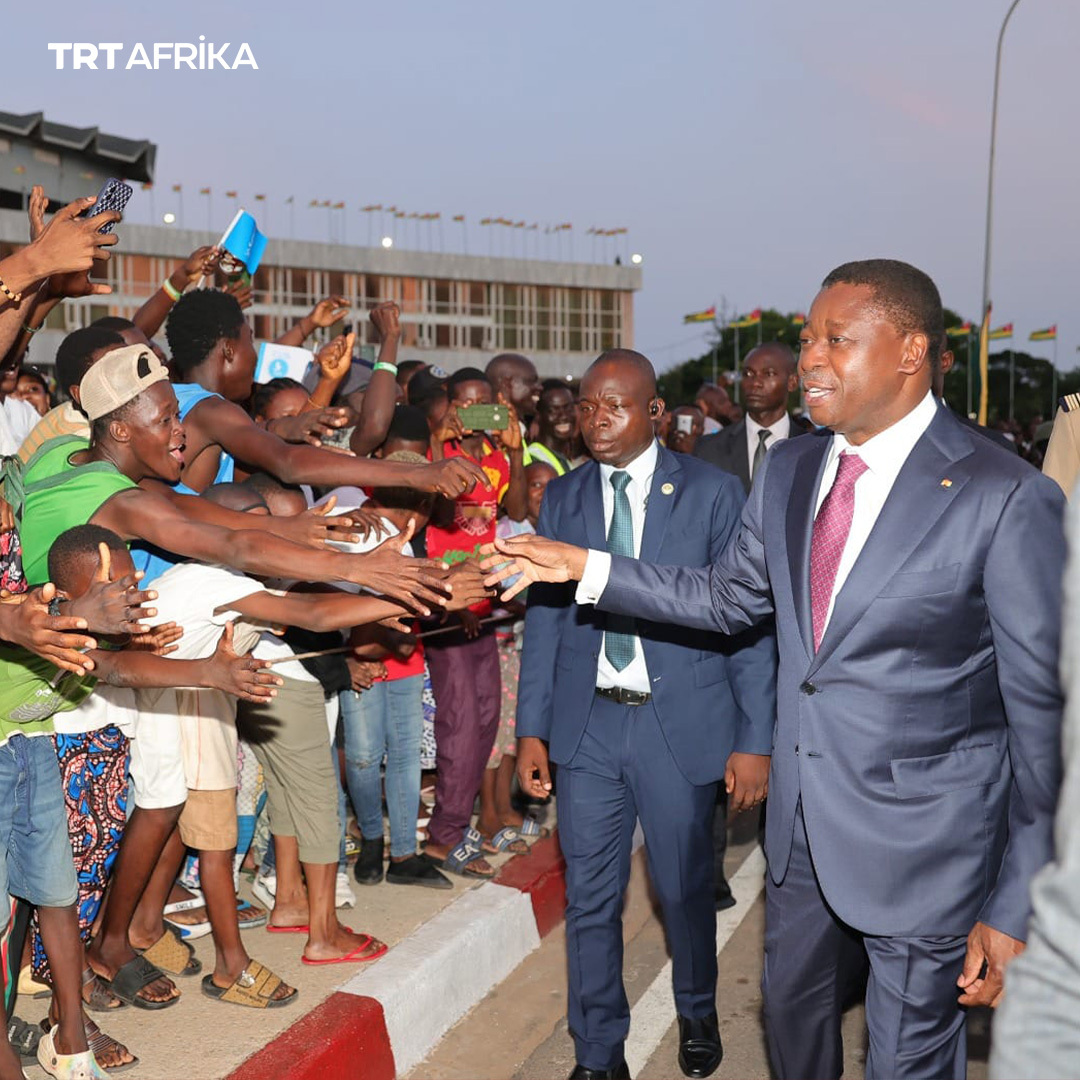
[678,1012,722,1078]
[567,1061,631,1079]
[714,882,736,911]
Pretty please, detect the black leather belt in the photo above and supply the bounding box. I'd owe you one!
[595,686,651,706]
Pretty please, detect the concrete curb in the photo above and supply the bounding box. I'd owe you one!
[224,833,567,1080]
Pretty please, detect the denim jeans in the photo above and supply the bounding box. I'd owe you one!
[341,676,423,859]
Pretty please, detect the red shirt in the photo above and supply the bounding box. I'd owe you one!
[425,438,511,615]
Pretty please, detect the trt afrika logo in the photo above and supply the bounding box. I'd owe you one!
[47,40,258,70]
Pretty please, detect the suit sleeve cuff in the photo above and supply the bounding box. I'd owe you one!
[574,549,611,606]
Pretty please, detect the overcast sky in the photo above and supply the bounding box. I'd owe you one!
[9,0,1078,372]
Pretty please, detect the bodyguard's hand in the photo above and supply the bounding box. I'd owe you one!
[725,752,770,813]
[479,536,588,602]
[517,736,552,799]
[957,921,1024,1007]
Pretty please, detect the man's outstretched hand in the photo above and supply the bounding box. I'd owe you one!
[479,536,589,602]
[957,921,1025,1008]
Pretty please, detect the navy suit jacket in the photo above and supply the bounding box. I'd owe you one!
[596,409,1065,939]
[516,445,777,786]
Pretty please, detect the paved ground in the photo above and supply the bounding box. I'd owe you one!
[410,813,993,1080]
[15,852,514,1080]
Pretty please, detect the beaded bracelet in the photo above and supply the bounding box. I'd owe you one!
[162,278,183,303]
[0,276,23,304]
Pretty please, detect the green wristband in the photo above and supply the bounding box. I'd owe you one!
[373,361,398,375]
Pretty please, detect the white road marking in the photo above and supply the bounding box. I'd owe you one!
[624,845,766,1077]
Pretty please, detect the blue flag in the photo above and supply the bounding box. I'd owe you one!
[221,210,267,274]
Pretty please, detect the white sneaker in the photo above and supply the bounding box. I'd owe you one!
[251,870,276,911]
[336,870,356,908]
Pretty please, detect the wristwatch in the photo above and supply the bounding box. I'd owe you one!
[48,597,64,618]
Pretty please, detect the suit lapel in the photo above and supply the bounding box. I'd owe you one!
[640,446,681,562]
[808,411,974,674]
[579,461,607,552]
[786,437,832,659]
[728,422,751,490]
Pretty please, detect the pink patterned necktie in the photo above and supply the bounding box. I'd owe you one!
[810,451,869,651]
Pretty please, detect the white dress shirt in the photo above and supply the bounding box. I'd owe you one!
[746,412,792,481]
[578,392,939,639]
[592,439,658,693]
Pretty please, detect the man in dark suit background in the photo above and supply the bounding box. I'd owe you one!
[514,350,776,1080]
[487,261,1065,1080]
[694,342,813,493]
[694,341,811,906]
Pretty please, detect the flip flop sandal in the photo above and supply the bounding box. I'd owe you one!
[200,960,297,1009]
[134,928,202,978]
[81,967,126,1013]
[97,956,179,1011]
[236,898,268,930]
[300,937,388,966]
[162,897,211,941]
[424,828,496,878]
[8,1016,42,1060]
[483,826,528,855]
[41,1016,139,1074]
[266,923,309,934]
[518,818,551,840]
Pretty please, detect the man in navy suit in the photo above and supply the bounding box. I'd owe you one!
[487,260,1065,1080]
[514,350,776,1080]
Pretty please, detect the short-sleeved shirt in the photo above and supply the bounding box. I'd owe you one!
[0,646,97,746]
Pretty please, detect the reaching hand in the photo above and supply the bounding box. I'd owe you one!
[346,518,452,613]
[128,621,184,656]
[27,186,48,241]
[369,301,401,342]
[421,456,491,498]
[27,196,120,279]
[349,505,390,542]
[0,583,98,674]
[309,295,350,329]
[316,332,356,383]
[430,404,466,446]
[516,737,553,799]
[347,655,387,692]
[63,543,158,635]
[491,394,522,452]
[206,622,283,703]
[957,922,1025,1008]
[271,498,361,548]
[172,246,221,291]
[725,752,770,813]
[441,560,494,612]
[479,536,588,602]
[267,406,352,447]
[222,278,253,310]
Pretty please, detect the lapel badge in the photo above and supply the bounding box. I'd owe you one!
[661,482,675,495]
[940,478,953,488]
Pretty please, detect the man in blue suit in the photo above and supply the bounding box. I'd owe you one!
[487,260,1065,1080]
[514,350,777,1080]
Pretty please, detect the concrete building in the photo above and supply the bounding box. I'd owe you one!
[1,111,641,378]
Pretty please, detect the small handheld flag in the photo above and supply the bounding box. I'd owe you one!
[219,209,268,275]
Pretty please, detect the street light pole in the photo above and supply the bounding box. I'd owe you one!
[980,0,1023,326]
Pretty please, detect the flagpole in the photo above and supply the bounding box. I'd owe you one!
[980,0,1023,346]
[733,325,741,406]
[1008,348,1014,421]
[1052,333,1058,413]
[966,330,973,416]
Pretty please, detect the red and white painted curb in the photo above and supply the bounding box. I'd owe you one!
[225,835,567,1080]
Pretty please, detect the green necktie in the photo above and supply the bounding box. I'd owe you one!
[604,470,636,672]
[752,428,771,478]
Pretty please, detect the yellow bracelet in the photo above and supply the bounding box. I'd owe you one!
[162,278,183,303]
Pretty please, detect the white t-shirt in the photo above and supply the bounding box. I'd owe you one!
[53,684,138,736]
[0,396,38,457]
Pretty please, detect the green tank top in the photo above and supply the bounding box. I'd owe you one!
[19,437,136,585]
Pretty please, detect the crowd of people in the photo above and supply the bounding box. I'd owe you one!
[0,188,1075,1080]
